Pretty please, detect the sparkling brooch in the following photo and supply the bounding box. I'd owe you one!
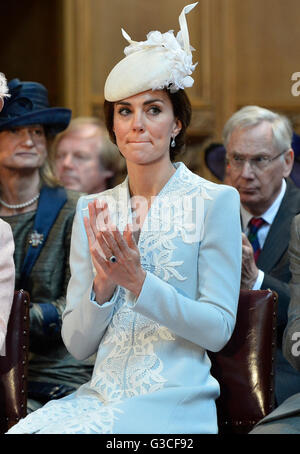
[28,230,44,247]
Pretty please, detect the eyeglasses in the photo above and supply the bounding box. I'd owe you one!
[226,149,287,172]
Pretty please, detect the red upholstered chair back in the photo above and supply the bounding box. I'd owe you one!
[208,289,278,434]
[0,289,30,433]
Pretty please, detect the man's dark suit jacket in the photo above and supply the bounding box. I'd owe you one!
[250,214,300,433]
[258,178,300,340]
[254,178,300,404]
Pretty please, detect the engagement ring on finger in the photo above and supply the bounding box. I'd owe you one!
[109,255,117,263]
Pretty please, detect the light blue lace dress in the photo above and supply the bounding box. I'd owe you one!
[7,163,242,434]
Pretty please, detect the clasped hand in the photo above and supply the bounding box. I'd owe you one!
[241,233,259,289]
[84,199,146,305]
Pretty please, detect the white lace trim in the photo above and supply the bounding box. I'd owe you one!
[90,298,175,403]
[7,396,123,434]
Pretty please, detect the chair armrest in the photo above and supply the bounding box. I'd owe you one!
[208,289,278,434]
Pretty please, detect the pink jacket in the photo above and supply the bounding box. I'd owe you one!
[0,219,15,356]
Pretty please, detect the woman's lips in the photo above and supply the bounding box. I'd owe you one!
[128,141,150,143]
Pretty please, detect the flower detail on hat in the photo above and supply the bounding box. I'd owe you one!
[0,73,10,98]
[122,29,197,93]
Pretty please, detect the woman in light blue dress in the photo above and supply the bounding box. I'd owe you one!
[7,3,242,434]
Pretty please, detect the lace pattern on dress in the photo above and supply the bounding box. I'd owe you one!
[90,289,175,403]
[7,395,123,434]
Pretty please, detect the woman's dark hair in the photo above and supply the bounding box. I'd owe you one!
[104,89,192,161]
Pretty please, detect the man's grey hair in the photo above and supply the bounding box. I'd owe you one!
[0,73,10,99]
[223,105,293,154]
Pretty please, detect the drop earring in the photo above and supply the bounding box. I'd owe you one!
[171,137,176,148]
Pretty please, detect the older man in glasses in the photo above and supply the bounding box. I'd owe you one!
[223,105,300,406]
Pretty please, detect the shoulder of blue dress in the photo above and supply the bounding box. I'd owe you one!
[175,162,239,201]
[174,162,217,190]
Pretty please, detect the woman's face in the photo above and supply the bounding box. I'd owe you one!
[113,90,181,167]
[0,124,47,172]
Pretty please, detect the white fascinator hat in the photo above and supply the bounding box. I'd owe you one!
[0,72,10,111]
[104,2,198,102]
[0,73,10,99]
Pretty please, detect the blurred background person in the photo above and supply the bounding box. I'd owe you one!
[0,78,94,412]
[290,132,300,188]
[52,117,126,194]
[204,142,227,182]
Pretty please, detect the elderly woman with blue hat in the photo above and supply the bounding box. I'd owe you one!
[0,77,94,412]
[0,72,15,357]
[7,3,241,434]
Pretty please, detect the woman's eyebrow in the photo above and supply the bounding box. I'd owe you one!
[143,99,164,106]
[115,101,131,106]
[115,99,165,107]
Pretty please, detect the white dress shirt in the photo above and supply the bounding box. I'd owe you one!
[240,179,286,289]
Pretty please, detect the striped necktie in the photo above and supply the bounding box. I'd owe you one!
[247,217,266,262]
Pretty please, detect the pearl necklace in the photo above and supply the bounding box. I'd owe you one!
[0,193,40,209]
